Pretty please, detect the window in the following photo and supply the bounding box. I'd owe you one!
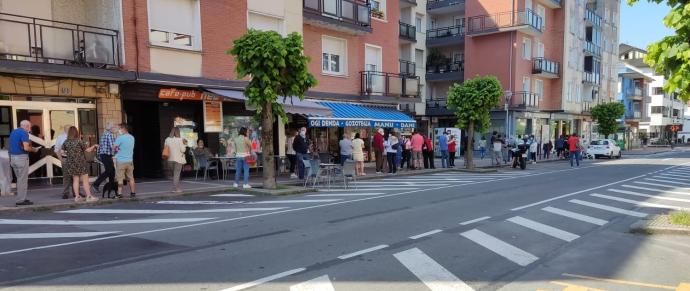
[653,87,664,95]
[651,106,663,114]
[576,84,582,103]
[534,79,543,101]
[148,0,200,49]
[248,12,285,35]
[522,37,532,60]
[535,41,544,58]
[322,36,346,75]
[522,77,531,93]
[415,15,423,32]
[371,0,386,19]
[566,81,572,101]
[536,5,545,29]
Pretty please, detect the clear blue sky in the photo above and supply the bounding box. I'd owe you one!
[619,1,674,50]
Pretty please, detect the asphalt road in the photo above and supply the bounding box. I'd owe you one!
[1,150,689,291]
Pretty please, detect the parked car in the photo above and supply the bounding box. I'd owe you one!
[587,139,622,159]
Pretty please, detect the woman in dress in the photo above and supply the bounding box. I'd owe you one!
[61,126,98,202]
[351,133,365,176]
[164,128,188,193]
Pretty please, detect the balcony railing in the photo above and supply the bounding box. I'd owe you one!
[583,71,601,85]
[467,9,543,35]
[583,101,592,113]
[427,25,465,39]
[399,21,417,41]
[585,9,603,27]
[624,86,645,98]
[361,71,420,98]
[427,0,466,11]
[426,61,464,82]
[532,57,560,77]
[399,59,416,76]
[0,12,121,68]
[303,0,371,30]
[625,111,642,119]
[584,41,601,56]
[425,98,456,116]
[511,91,540,109]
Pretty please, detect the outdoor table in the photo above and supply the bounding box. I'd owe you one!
[319,163,339,189]
[209,156,236,180]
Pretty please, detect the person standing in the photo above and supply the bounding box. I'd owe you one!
[410,131,424,170]
[448,135,457,168]
[493,134,503,166]
[424,134,435,169]
[568,133,581,167]
[352,133,365,176]
[61,126,99,202]
[233,127,253,188]
[93,123,117,195]
[401,135,412,170]
[438,131,449,168]
[9,120,37,206]
[114,123,136,198]
[543,140,552,160]
[164,127,187,193]
[54,124,74,199]
[529,137,539,164]
[373,128,385,174]
[385,133,398,174]
[555,135,565,159]
[339,133,353,166]
[286,131,297,178]
[479,136,487,160]
[292,127,308,179]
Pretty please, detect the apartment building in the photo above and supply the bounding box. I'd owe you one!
[619,44,686,144]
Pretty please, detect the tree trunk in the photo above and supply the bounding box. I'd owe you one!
[466,120,474,170]
[261,102,277,189]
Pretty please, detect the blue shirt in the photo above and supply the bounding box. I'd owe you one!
[97,131,115,155]
[114,133,135,163]
[438,134,448,151]
[8,128,30,155]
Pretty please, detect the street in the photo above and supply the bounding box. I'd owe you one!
[1,150,689,291]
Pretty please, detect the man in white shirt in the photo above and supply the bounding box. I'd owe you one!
[54,125,74,199]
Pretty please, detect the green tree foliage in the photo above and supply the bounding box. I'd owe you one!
[447,76,503,169]
[229,30,317,188]
[628,0,690,101]
[590,102,625,138]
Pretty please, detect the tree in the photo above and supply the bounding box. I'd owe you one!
[447,76,503,170]
[628,0,690,101]
[590,102,625,139]
[229,30,317,189]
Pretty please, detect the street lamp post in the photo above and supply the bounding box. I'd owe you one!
[504,90,513,137]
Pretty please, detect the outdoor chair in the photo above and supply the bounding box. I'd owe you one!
[340,161,357,189]
[195,155,220,181]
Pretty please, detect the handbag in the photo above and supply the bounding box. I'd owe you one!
[162,144,170,160]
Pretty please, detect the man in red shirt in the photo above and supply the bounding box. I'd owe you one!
[567,133,581,167]
[373,128,385,174]
[423,135,435,169]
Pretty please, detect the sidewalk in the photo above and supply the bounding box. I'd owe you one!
[622,146,677,155]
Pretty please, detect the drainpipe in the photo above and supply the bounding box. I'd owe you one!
[507,0,515,137]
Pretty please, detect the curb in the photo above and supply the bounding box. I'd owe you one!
[630,215,690,235]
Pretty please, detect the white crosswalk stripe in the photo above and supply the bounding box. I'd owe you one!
[307,193,385,197]
[0,232,119,239]
[542,206,608,226]
[507,216,580,242]
[156,200,244,205]
[569,199,648,217]
[220,268,306,291]
[289,275,336,291]
[621,184,690,196]
[644,178,690,186]
[0,218,215,225]
[394,248,475,291]
[654,175,689,181]
[251,199,340,204]
[58,208,286,214]
[655,173,687,178]
[211,194,255,197]
[607,189,690,203]
[634,181,690,189]
[460,229,539,267]
[590,193,689,211]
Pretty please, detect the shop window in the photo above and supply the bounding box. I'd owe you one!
[322,36,347,75]
[148,0,201,50]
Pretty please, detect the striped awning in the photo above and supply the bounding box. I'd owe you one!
[207,89,332,116]
[308,102,416,129]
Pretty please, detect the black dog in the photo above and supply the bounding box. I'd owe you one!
[101,181,118,199]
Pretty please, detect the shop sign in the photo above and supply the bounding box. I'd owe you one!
[203,95,223,132]
[159,88,204,101]
[308,119,416,129]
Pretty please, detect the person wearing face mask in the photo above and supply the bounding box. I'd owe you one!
[292,127,309,179]
[373,128,385,174]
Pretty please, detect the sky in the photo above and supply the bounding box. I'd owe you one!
[619,1,674,50]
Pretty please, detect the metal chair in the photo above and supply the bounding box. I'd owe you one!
[341,161,357,189]
[318,153,331,164]
[302,159,313,187]
[195,155,220,180]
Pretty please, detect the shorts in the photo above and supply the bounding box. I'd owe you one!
[116,162,134,184]
[412,150,423,161]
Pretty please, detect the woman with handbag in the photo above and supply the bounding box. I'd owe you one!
[61,126,98,202]
[163,127,187,193]
[233,127,253,188]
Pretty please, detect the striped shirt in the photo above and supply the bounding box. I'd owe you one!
[97,130,115,155]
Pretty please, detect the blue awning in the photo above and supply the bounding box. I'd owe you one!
[207,89,332,116]
[308,102,416,129]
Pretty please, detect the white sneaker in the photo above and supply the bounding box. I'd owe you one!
[290,173,298,179]
[233,183,239,188]
[243,184,252,189]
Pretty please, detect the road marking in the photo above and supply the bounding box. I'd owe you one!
[211,194,254,197]
[562,273,677,290]
[635,181,690,189]
[58,208,286,214]
[379,178,476,182]
[0,232,120,239]
[550,281,605,291]
[394,248,475,291]
[345,187,419,191]
[459,216,491,225]
[307,193,385,197]
[655,175,690,181]
[337,244,389,260]
[409,229,443,240]
[656,173,687,178]
[511,174,647,211]
[621,184,690,196]
[460,229,539,267]
[590,193,689,211]
[289,275,336,291]
[507,216,580,242]
[569,199,648,217]
[155,200,244,205]
[669,169,690,174]
[251,199,341,204]
[608,189,690,203]
[542,207,608,226]
[220,268,306,291]
[663,158,674,161]
[0,218,215,225]
[645,178,690,186]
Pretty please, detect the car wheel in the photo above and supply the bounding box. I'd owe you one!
[617,151,622,159]
[609,152,613,159]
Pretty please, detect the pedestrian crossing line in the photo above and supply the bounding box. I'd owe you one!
[0,218,215,225]
[307,193,385,197]
[460,229,539,267]
[608,189,690,203]
[155,201,245,205]
[0,231,120,239]
[507,216,580,242]
[58,208,287,214]
[409,229,443,240]
[289,275,336,291]
[211,194,254,197]
[340,187,418,191]
[568,199,648,218]
[220,268,306,291]
[352,182,451,186]
[645,178,690,186]
[655,173,687,178]
[251,199,341,204]
[337,244,389,260]
[656,174,689,180]
[634,181,690,189]
[668,170,690,175]
[459,216,491,226]
[541,206,608,226]
[590,193,689,211]
[394,248,476,291]
[380,178,477,182]
[621,184,690,196]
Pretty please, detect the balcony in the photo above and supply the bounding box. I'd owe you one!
[585,9,603,27]
[623,86,646,100]
[583,101,592,113]
[400,0,417,8]
[584,41,601,56]
[426,98,456,116]
[399,22,417,43]
[399,59,416,76]
[583,71,601,86]
[361,71,421,102]
[467,9,543,37]
[532,57,560,78]
[510,91,540,110]
[625,111,642,120]
[0,12,121,69]
[427,0,465,15]
[303,0,371,34]
[426,25,465,47]
[538,0,562,9]
[426,61,464,82]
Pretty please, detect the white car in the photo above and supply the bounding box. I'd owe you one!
[587,139,622,159]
